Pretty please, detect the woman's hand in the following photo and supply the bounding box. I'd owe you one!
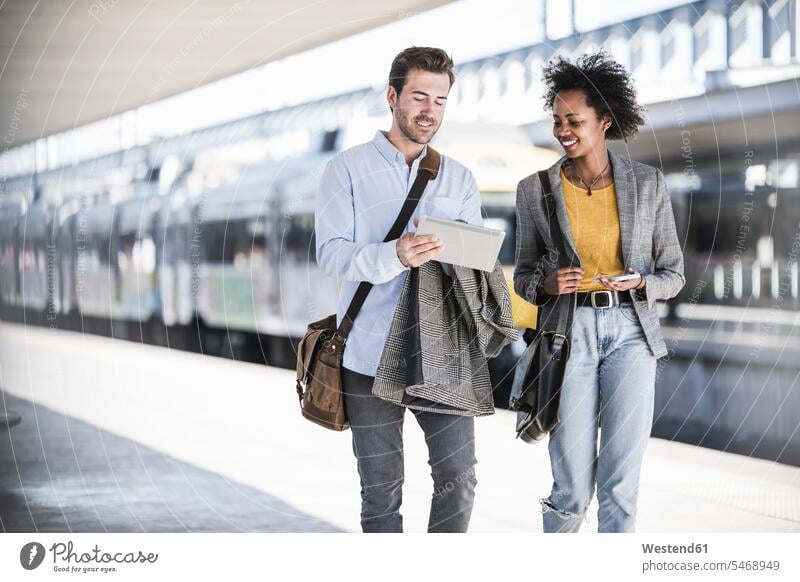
[542,266,584,295]
[595,267,646,292]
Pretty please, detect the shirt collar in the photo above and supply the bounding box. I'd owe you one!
[372,130,428,166]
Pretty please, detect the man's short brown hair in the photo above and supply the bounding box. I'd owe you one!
[388,46,455,96]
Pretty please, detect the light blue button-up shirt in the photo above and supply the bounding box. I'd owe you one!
[315,130,482,377]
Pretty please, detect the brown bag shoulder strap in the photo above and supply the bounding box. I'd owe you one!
[336,147,441,340]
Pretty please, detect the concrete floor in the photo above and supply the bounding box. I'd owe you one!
[1,321,798,533]
[0,392,339,533]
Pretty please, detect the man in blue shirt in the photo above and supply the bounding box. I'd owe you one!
[315,47,482,533]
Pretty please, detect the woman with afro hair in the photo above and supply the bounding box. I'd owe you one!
[513,51,685,532]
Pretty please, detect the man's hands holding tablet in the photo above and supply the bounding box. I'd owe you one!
[396,217,444,268]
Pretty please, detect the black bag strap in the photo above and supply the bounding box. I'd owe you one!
[336,147,441,340]
[537,169,572,265]
[537,169,575,358]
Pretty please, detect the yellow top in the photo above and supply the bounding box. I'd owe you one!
[503,265,539,328]
[560,168,625,292]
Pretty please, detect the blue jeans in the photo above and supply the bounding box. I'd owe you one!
[342,367,477,533]
[541,304,657,533]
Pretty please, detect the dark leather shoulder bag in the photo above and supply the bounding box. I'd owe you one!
[510,169,576,443]
[295,147,441,431]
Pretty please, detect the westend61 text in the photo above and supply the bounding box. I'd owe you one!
[642,543,708,554]
[50,541,159,564]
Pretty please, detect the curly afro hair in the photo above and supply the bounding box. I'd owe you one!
[542,51,645,141]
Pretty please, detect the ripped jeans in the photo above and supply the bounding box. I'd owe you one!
[540,304,657,533]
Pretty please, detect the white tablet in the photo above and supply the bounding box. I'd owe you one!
[415,215,505,272]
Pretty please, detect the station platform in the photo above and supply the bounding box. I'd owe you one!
[0,390,339,533]
[1,321,799,533]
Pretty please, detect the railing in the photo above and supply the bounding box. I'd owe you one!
[1,0,797,181]
[680,254,800,309]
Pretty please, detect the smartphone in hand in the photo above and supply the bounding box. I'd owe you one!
[593,273,641,282]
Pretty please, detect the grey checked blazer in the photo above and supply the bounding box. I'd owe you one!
[513,148,685,359]
[373,259,518,416]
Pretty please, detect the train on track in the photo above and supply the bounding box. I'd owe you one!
[0,123,559,405]
[1,120,798,463]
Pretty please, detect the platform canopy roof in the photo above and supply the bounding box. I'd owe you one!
[0,0,452,147]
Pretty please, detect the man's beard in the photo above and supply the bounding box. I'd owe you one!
[395,109,437,145]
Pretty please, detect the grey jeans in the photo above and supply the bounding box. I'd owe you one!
[342,367,477,533]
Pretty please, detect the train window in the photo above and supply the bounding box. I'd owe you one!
[95,236,112,265]
[745,164,767,191]
[750,262,760,299]
[135,239,155,271]
[756,236,774,267]
[769,159,798,189]
[203,222,234,264]
[5,237,18,263]
[732,261,756,299]
[689,202,753,254]
[118,233,135,271]
[246,218,270,241]
[20,240,35,269]
[284,213,315,262]
[119,233,156,272]
[482,207,516,266]
[164,224,187,262]
[713,264,724,300]
[36,234,47,270]
[202,220,268,266]
[321,130,338,152]
[227,219,267,268]
[236,230,267,268]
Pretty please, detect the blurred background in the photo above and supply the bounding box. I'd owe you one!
[0,0,798,532]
